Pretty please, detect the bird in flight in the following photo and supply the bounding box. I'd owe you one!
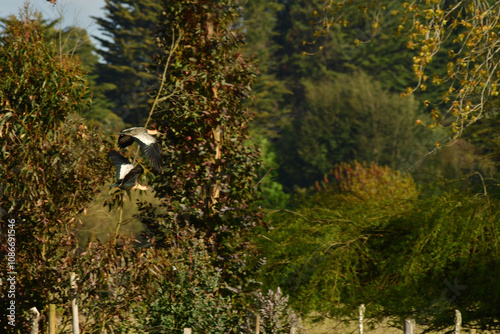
[108,150,148,191]
[117,127,162,172]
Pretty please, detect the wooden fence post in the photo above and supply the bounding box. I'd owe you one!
[255,314,260,334]
[290,326,296,334]
[49,304,56,334]
[29,307,40,334]
[70,272,80,334]
[183,329,192,334]
[454,309,462,334]
[404,319,415,334]
[359,304,365,334]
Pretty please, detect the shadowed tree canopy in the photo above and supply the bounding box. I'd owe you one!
[93,0,161,125]
[276,70,426,189]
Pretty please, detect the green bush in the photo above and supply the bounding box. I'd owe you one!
[142,230,238,333]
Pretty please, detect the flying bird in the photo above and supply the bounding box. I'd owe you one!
[117,127,162,172]
[108,150,148,191]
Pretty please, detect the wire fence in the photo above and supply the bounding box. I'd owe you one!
[306,307,494,334]
[26,287,496,334]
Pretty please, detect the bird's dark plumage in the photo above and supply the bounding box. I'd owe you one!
[118,134,135,149]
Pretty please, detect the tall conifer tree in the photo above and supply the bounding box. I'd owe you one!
[241,0,291,138]
[93,0,161,125]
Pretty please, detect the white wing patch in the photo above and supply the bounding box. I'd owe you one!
[118,164,134,180]
[134,132,156,146]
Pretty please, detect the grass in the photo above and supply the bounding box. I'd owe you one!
[305,317,494,334]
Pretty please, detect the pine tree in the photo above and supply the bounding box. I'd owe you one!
[93,0,162,125]
[241,0,292,138]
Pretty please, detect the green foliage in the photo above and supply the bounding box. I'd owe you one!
[259,199,378,317]
[0,7,116,330]
[135,231,306,334]
[136,0,265,328]
[324,2,416,92]
[0,9,159,333]
[148,0,262,240]
[44,24,124,133]
[70,238,168,333]
[143,230,238,333]
[259,157,500,331]
[258,162,417,316]
[369,189,500,331]
[321,1,500,137]
[1,13,124,132]
[276,70,425,189]
[241,0,292,138]
[254,135,290,209]
[271,0,335,79]
[0,17,88,123]
[0,10,108,224]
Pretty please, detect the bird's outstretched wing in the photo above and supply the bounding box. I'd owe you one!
[118,134,135,149]
[139,141,162,172]
[108,150,134,180]
[108,150,131,166]
[116,127,163,172]
[121,164,144,186]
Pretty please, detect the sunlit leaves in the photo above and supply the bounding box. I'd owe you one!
[0,8,112,330]
[259,162,417,317]
[322,0,500,137]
